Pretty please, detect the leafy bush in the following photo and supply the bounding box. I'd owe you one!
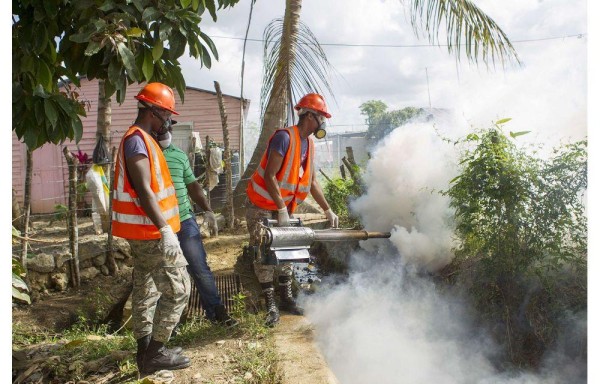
[444,120,587,366]
[323,177,362,228]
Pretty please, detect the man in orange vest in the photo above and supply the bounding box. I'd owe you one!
[246,93,339,327]
[112,83,191,375]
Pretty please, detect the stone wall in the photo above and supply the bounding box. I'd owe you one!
[26,235,133,293]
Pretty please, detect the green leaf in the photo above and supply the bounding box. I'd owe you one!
[73,117,84,143]
[116,42,138,81]
[495,118,512,125]
[449,175,461,184]
[169,31,187,60]
[142,7,161,22]
[98,0,117,12]
[33,24,49,55]
[103,78,117,98]
[84,41,102,56]
[43,0,58,18]
[199,43,212,69]
[180,0,192,8]
[21,56,35,74]
[36,60,53,92]
[23,125,39,150]
[126,27,145,38]
[204,0,217,21]
[152,41,164,62]
[13,273,29,291]
[108,57,121,86]
[44,99,59,128]
[13,287,31,305]
[509,130,531,139]
[142,49,154,81]
[199,31,218,60]
[131,0,144,12]
[192,0,200,11]
[159,23,173,42]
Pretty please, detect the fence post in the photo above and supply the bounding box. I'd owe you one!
[205,135,211,204]
[214,81,234,229]
[20,149,33,272]
[63,147,80,287]
[106,146,118,276]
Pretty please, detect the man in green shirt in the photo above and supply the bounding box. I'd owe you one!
[158,130,237,327]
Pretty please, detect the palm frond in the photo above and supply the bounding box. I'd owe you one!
[259,17,335,127]
[409,0,520,67]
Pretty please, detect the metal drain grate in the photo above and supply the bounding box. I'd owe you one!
[186,273,243,317]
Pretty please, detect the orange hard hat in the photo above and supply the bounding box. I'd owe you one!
[294,93,331,118]
[135,83,179,115]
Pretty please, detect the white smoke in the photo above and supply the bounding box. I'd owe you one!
[351,112,462,272]
[302,113,587,383]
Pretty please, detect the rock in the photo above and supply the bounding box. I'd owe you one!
[92,253,106,267]
[191,373,203,383]
[100,265,110,276]
[78,237,109,262]
[244,372,253,380]
[54,249,72,269]
[51,272,69,291]
[28,253,56,273]
[216,340,226,347]
[79,267,99,281]
[27,271,51,292]
[113,237,132,259]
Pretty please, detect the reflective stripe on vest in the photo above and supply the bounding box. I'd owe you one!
[111,126,180,240]
[246,126,314,213]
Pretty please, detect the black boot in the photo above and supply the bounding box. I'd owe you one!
[261,283,280,327]
[214,304,239,327]
[137,333,182,371]
[136,334,151,373]
[142,338,191,375]
[278,276,304,315]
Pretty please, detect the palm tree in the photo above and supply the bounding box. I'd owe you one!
[233,0,519,214]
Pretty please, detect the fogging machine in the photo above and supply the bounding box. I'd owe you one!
[250,218,391,265]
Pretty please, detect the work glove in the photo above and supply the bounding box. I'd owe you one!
[204,211,219,237]
[159,225,183,263]
[324,208,339,228]
[277,207,290,227]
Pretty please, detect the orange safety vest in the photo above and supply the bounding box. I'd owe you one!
[247,126,314,214]
[112,126,180,240]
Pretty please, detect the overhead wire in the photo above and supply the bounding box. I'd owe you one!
[209,33,586,48]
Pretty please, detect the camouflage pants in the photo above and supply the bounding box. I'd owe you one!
[128,238,190,342]
[245,200,292,283]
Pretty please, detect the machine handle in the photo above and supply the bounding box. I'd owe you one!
[262,218,303,227]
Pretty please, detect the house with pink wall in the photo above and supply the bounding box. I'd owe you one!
[12,77,249,214]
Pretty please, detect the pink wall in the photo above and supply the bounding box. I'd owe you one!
[12,78,249,213]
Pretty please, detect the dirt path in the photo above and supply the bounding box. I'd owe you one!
[13,215,338,383]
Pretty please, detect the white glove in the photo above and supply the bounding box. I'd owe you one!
[324,208,339,228]
[159,225,183,262]
[204,211,219,237]
[277,207,290,227]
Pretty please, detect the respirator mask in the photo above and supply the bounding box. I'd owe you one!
[158,131,172,149]
[313,113,327,139]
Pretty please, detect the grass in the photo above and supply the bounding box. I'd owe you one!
[13,294,282,384]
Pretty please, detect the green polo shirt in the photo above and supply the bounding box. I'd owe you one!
[162,145,197,222]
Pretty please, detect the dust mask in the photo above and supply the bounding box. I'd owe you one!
[158,131,172,149]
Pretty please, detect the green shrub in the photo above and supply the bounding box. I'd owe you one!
[323,177,362,228]
[444,119,587,366]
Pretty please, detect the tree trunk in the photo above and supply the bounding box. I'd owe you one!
[20,150,33,271]
[97,79,112,145]
[214,81,234,229]
[232,0,303,215]
[105,146,118,276]
[63,147,80,287]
